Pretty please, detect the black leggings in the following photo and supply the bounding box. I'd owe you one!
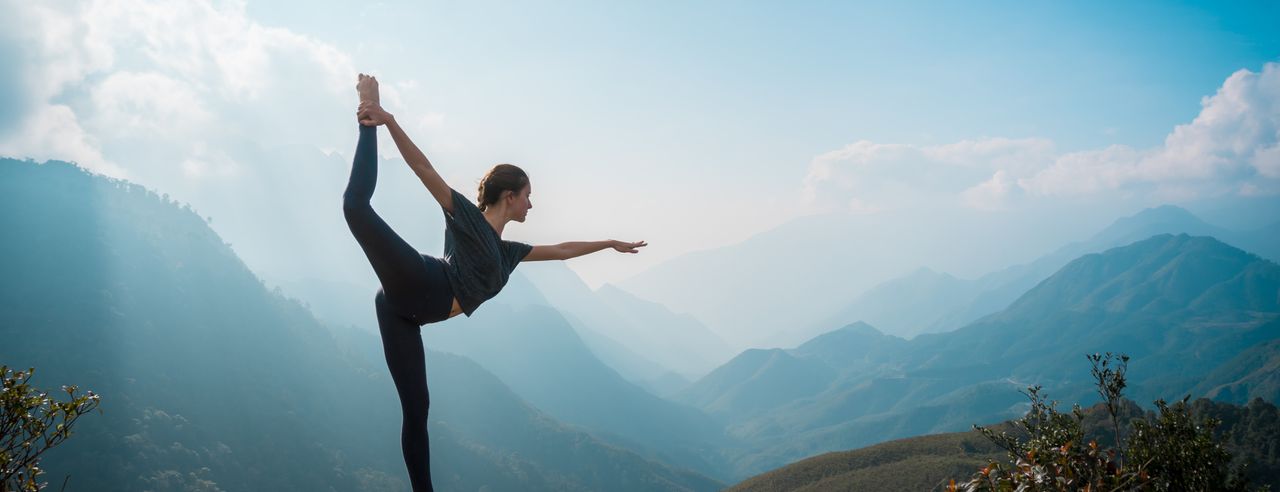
[343,124,453,492]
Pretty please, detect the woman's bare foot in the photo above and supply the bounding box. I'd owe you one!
[356,73,380,106]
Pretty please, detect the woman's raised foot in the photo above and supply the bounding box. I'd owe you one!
[356,73,380,106]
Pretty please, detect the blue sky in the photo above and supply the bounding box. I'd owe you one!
[249,0,1278,150]
[1,0,1277,288]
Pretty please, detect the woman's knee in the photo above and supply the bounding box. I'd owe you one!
[342,191,371,216]
[402,391,431,422]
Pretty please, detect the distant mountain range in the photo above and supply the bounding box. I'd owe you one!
[614,202,1280,350]
[0,159,721,491]
[514,261,734,387]
[614,211,940,349]
[786,204,1280,344]
[680,232,1280,477]
[419,301,735,481]
[7,157,1278,488]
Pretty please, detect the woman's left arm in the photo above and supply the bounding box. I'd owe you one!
[525,240,647,261]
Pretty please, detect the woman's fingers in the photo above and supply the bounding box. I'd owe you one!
[617,240,646,253]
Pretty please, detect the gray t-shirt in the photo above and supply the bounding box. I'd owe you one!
[441,187,533,316]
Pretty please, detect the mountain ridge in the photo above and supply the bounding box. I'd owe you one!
[683,231,1280,478]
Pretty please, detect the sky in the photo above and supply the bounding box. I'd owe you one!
[1,0,1278,289]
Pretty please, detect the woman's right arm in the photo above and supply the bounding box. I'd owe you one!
[362,103,454,214]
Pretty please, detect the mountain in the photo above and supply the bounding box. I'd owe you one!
[790,321,911,371]
[1192,339,1280,404]
[800,268,972,340]
[680,233,1280,477]
[0,158,721,491]
[674,348,838,422]
[512,261,675,385]
[725,429,1005,492]
[614,211,975,349]
[421,301,735,481]
[516,262,733,387]
[789,205,1272,344]
[911,234,1280,398]
[673,322,910,425]
[593,283,734,379]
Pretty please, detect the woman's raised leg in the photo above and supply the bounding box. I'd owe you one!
[346,74,435,491]
[342,123,432,315]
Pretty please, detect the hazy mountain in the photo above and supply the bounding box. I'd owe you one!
[613,210,1044,350]
[516,262,733,388]
[674,322,911,427]
[790,321,910,371]
[513,261,674,383]
[593,283,734,379]
[612,202,1236,350]
[674,348,838,422]
[801,268,971,340]
[421,301,735,481]
[681,233,1280,477]
[790,205,1271,344]
[726,429,1005,492]
[913,234,1280,398]
[1192,339,1280,404]
[0,158,721,491]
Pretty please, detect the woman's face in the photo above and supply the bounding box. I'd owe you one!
[509,184,532,222]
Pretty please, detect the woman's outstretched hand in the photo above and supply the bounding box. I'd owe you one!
[357,101,394,127]
[612,240,647,254]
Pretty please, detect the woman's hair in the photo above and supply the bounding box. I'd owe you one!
[476,163,529,212]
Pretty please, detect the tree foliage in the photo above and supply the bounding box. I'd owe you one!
[949,353,1260,491]
[1,366,101,492]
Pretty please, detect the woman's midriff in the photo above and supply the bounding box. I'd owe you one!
[447,298,464,318]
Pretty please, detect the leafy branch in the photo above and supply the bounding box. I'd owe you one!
[1,366,102,492]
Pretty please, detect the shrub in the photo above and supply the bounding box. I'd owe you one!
[949,353,1258,492]
[1,366,102,492]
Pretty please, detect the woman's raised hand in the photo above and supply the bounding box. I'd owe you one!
[612,240,648,254]
[357,101,394,127]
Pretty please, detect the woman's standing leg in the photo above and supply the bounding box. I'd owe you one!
[375,291,433,491]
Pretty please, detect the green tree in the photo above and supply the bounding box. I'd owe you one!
[949,353,1259,491]
[1,366,101,492]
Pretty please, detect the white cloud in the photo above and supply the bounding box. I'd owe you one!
[0,0,391,187]
[802,137,1052,213]
[0,0,121,176]
[0,1,115,101]
[1020,63,1280,197]
[0,0,428,291]
[0,104,125,177]
[1016,145,1142,196]
[961,170,1014,211]
[1254,144,1280,178]
[920,137,1055,172]
[805,63,1280,212]
[91,71,212,136]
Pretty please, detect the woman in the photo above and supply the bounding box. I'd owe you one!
[343,73,646,491]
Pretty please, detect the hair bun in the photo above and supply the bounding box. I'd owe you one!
[476,163,529,213]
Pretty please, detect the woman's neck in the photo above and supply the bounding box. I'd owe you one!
[482,209,506,237]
